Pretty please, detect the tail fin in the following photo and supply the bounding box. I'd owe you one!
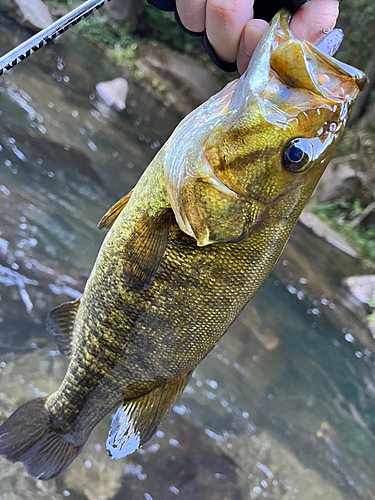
[0,398,83,480]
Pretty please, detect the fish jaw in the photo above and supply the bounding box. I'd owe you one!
[229,9,367,113]
[270,40,368,104]
[163,9,368,247]
[199,10,368,239]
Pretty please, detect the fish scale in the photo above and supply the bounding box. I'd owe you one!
[50,208,291,433]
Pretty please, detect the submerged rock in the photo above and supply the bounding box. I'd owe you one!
[240,305,280,351]
[0,350,242,499]
[96,78,129,111]
[218,430,347,500]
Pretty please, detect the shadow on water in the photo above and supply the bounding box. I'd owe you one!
[0,14,375,500]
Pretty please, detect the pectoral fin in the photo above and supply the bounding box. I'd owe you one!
[106,370,192,459]
[45,298,81,358]
[98,190,133,230]
[123,209,172,292]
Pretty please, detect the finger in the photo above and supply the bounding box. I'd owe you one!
[176,0,206,33]
[290,0,340,44]
[237,18,268,74]
[206,0,255,63]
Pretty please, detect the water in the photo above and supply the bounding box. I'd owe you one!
[0,14,375,500]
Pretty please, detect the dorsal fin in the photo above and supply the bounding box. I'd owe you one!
[106,370,192,459]
[122,209,172,293]
[45,298,81,358]
[98,190,133,230]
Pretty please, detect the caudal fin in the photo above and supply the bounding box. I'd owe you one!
[0,398,83,480]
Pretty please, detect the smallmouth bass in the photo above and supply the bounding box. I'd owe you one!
[0,10,368,480]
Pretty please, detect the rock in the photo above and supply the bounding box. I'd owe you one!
[15,0,53,29]
[0,350,68,498]
[340,275,375,335]
[367,313,375,338]
[131,42,225,114]
[103,0,143,25]
[313,159,362,203]
[143,48,220,106]
[342,275,375,310]
[240,305,280,351]
[299,212,359,259]
[63,437,124,500]
[0,349,243,499]
[96,78,129,111]
[0,0,53,30]
[0,463,63,500]
[44,0,69,19]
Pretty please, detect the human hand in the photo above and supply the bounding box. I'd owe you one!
[175,0,340,74]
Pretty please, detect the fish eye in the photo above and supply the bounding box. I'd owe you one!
[282,139,312,173]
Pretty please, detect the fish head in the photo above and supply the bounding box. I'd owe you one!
[165,10,368,246]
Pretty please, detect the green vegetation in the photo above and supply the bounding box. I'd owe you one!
[337,0,375,70]
[78,15,132,48]
[335,129,356,155]
[310,2,375,265]
[136,6,202,54]
[313,199,375,262]
[76,2,203,57]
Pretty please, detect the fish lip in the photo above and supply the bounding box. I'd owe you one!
[229,9,368,113]
[305,41,369,94]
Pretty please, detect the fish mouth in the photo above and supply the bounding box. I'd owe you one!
[228,9,368,113]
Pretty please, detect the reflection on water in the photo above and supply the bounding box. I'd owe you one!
[0,14,375,500]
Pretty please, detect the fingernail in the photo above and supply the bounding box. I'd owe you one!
[243,20,266,55]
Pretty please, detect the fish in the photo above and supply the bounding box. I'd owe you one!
[0,10,368,480]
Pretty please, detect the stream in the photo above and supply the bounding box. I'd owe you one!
[0,14,374,500]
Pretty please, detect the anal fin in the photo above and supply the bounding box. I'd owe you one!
[106,370,192,459]
[123,209,172,292]
[45,298,81,358]
[98,190,133,230]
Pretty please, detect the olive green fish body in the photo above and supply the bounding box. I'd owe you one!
[46,182,299,438]
[45,112,312,440]
[0,10,368,480]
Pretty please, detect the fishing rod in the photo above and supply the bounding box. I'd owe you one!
[0,0,112,75]
[0,0,345,77]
